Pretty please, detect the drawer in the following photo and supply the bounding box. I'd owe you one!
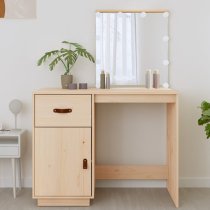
[0,146,19,157]
[35,95,91,127]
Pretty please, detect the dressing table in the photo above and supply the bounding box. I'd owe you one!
[32,88,178,207]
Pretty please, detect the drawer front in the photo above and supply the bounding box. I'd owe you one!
[0,146,19,157]
[35,95,91,127]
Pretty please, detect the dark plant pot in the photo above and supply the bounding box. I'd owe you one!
[61,75,73,89]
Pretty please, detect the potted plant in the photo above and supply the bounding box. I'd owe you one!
[198,101,210,138]
[37,41,95,89]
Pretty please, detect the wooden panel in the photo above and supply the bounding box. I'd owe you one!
[167,100,179,207]
[91,95,95,198]
[34,128,91,197]
[95,165,168,180]
[0,0,5,18]
[38,198,90,206]
[33,88,178,95]
[96,10,168,13]
[32,94,35,197]
[95,94,176,103]
[35,95,91,127]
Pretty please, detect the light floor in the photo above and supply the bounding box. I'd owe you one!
[0,188,210,210]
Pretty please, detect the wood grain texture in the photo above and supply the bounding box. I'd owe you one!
[167,97,179,207]
[33,88,178,95]
[96,10,169,13]
[96,165,168,180]
[95,94,176,103]
[35,95,91,127]
[91,94,95,199]
[37,198,90,206]
[33,89,178,207]
[0,0,5,18]
[34,128,91,197]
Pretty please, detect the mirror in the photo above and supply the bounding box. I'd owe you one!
[96,11,169,87]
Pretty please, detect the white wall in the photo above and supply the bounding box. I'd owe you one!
[0,0,210,188]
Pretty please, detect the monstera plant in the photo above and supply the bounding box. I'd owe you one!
[37,41,95,89]
[198,101,210,139]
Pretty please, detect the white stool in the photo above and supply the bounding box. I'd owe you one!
[0,130,26,198]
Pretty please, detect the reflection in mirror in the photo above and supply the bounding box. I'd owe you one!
[96,11,169,87]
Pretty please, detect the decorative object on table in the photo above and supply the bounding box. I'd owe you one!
[61,75,73,89]
[198,101,210,139]
[0,0,36,19]
[79,83,88,89]
[105,72,110,89]
[69,83,77,90]
[145,69,153,89]
[100,70,105,89]
[37,41,95,89]
[162,82,170,89]
[9,99,22,130]
[153,70,160,88]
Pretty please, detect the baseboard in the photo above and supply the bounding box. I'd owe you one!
[0,177,210,188]
[0,178,32,188]
[179,177,210,187]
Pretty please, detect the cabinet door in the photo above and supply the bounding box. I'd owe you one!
[34,128,91,197]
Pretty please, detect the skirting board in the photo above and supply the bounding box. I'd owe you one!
[0,178,210,188]
[0,178,31,188]
[179,177,210,188]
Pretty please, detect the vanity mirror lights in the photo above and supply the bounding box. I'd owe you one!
[96,10,169,88]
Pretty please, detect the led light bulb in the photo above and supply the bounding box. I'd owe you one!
[163,36,169,42]
[163,60,170,66]
[163,12,169,18]
[141,12,147,18]
[162,82,169,89]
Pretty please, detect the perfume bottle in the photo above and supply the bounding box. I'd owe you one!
[100,70,105,89]
[153,70,160,89]
[145,69,153,89]
[105,72,110,89]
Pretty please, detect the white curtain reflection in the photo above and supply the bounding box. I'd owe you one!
[96,13,139,86]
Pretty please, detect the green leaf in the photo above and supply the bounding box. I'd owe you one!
[198,115,210,125]
[200,101,210,112]
[203,109,210,116]
[37,50,59,66]
[205,124,210,139]
[37,41,95,74]
[62,41,83,49]
[49,56,61,71]
[75,48,95,63]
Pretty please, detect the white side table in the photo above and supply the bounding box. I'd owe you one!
[0,129,26,198]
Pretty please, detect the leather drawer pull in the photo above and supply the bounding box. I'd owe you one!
[83,159,88,169]
[53,108,72,113]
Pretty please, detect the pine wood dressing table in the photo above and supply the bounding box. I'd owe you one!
[32,88,178,207]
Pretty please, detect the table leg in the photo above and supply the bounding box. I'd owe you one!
[167,102,179,207]
[17,159,21,190]
[11,158,16,199]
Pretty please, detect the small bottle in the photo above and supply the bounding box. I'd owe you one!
[100,70,105,89]
[145,69,153,89]
[153,70,160,88]
[105,72,110,89]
